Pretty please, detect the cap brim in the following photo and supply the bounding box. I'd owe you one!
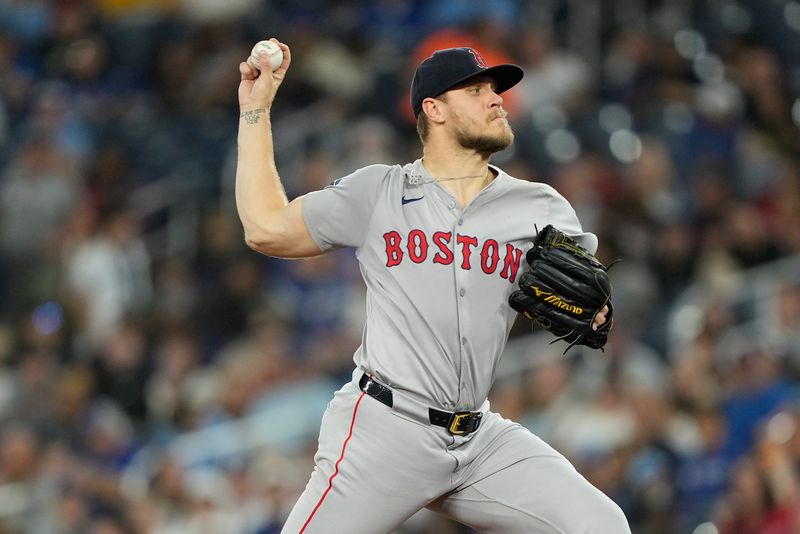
[442,63,524,97]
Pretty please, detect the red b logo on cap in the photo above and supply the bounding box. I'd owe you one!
[467,48,488,68]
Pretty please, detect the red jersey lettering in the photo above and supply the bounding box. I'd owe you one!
[384,231,403,267]
[480,239,500,274]
[407,229,428,264]
[500,244,523,283]
[432,231,454,265]
[456,234,479,270]
[382,229,521,283]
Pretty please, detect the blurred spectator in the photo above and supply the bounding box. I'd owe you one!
[0,425,46,531]
[717,332,796,462]
[91,323,151,424]
[516,24,593,117]
[674,405,731,531]
[762,284,800,373]
[0,133,81,260]
[65,208,152,351]
[714,431,800,534]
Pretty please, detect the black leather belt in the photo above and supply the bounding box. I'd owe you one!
[358,373,483,436]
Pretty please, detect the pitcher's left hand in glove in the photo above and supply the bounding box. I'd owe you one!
[509,225,614,352]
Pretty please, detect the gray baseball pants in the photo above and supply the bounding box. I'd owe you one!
[281,377,630,534]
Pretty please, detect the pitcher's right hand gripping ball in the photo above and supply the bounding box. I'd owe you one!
[239,38,290,111]
[509,225,614,352]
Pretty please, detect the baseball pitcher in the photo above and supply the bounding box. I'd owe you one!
[236,39,630,533]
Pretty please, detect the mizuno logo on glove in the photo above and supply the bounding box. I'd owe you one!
[530,286,584,315]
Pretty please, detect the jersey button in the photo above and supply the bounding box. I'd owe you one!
[459,288,466,297]
[448,201,456,209]
[458,218,463,225]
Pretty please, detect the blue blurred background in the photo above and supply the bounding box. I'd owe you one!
[1,1,800,533]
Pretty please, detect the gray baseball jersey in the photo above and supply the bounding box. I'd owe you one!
[281,159,629,534]
[302,158,595,411]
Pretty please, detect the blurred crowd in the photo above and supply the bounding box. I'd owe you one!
[1,0,800,533]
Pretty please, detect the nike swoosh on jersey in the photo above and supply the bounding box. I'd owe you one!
[401,195,425,205]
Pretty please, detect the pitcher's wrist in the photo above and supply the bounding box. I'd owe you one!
[239,107,268,125]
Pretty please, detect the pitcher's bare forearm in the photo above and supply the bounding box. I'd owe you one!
[235,39,320,258]
[235,107,288,233]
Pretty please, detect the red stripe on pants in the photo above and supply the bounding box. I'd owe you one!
[299,392,366,533]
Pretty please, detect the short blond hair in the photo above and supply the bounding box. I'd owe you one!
[415,94,447,143]
[416,112,430,142]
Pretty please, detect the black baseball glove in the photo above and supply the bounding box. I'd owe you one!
[509,225,614,352]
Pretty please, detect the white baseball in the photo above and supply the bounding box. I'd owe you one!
[250,40,283,72]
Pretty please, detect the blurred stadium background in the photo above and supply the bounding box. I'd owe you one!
[1,0,800,533]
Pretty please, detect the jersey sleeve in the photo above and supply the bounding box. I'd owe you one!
[547,188,599,254]
[302,164,391,251]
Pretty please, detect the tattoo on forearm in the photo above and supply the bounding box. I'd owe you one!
[240,108,266,124]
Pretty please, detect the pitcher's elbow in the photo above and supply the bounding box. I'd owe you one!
[244,229,276,255]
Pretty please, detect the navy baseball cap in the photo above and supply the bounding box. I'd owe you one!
[410,47,524,117]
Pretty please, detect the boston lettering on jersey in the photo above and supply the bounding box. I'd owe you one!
[383,229,524,283]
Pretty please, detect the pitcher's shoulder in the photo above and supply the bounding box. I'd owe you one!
[500,173,564,199]
[332,163,396,184]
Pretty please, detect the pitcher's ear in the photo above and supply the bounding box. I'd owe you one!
[421,98,446,124]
